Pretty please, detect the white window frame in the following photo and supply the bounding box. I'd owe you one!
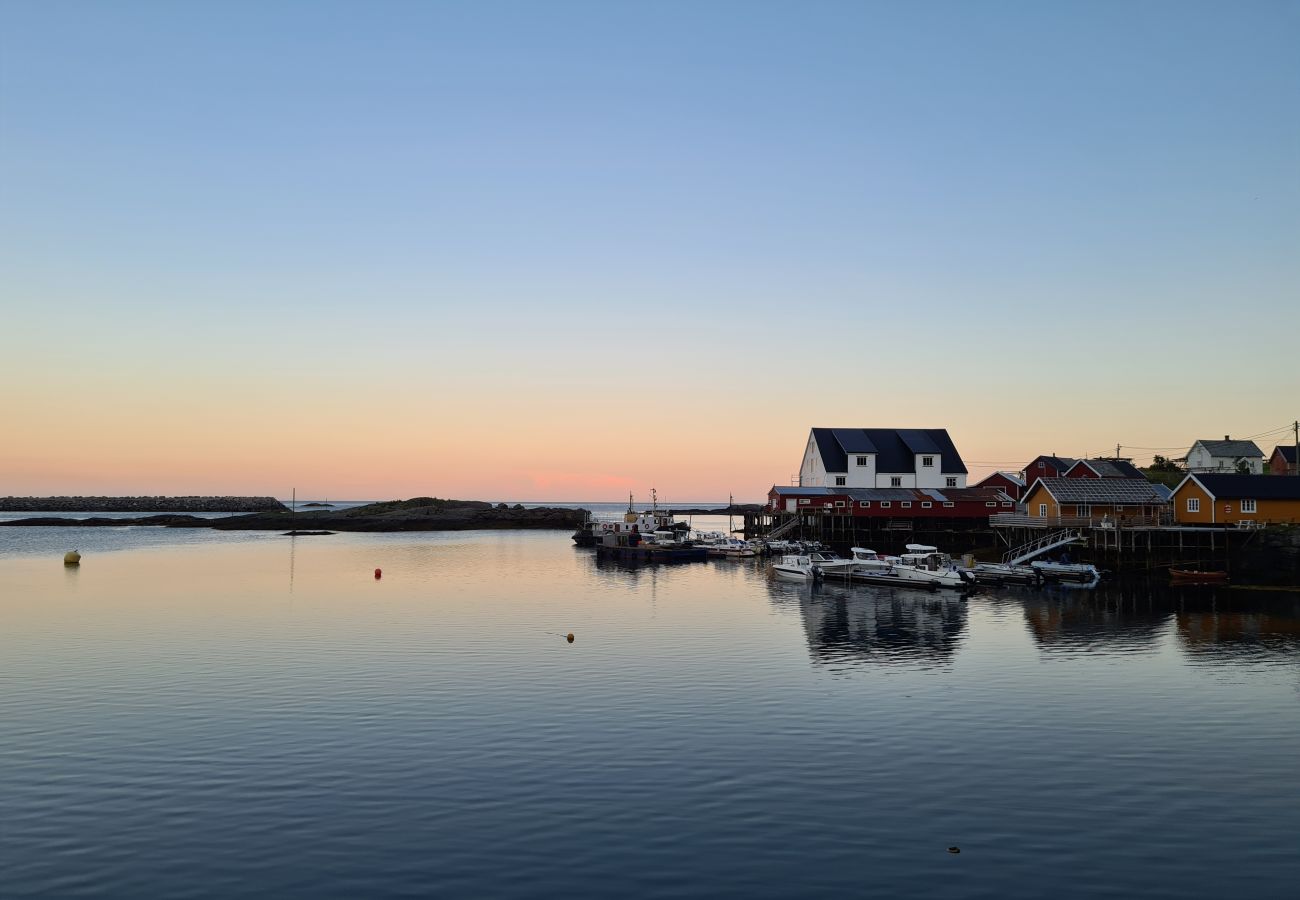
[856,456,868,466]
[922,455,934,467]
[921,501,932,508]
[798,499,810,506]
[1002,502,1013,508]
[834,500,845,507]
[890,477,902,487]
[900,501,912,509]
[859,501,870,508]
[1038,461,1045,469]
[1241,499,1257,513]
[880,501,892,509]
[945,477,957,487]
[985,501,997,507]
[943,502,955,508]
[1038,503,1048,517]
[1186,497,1200,513]
[834,476,846,486]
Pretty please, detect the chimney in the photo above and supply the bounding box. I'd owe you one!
[1225,434,1230,440]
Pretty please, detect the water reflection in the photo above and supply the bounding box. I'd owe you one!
[774,580,969,670]
[1174,591,1300,665]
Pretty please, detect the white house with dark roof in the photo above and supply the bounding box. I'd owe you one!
[798,428,968,490]
[1185,437,1264,474]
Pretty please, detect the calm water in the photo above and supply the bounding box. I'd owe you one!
[2,522,1299,898]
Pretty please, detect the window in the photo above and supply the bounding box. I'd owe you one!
[1186,498,1200,513]
[880,501,892,509]
[1241,499,1257,513]
[834,476,846,486]
[834,501,845,507]
[856,456,868,466]
[1038,461,1045,469]
[985,501,997,507]
[890,477,902,487]
[901,501,912,509]
[1038,503,1048,517]
[943,502,955,508]
[946,477,957,487]
[1002,502,1013,507]
[921,501,932,508]
[1116,505,1126,511]
[922,455,934,467]
[798,499,809,505]
[859,501,870,508]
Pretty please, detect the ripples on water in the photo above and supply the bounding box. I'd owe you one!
[2,526,1299,898]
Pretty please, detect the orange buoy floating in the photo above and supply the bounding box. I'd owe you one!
[374,568,382,579]
[566,633,574,643]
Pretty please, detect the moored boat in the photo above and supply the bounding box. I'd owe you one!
[1031,560,1101,584]
[1169,568,1229,585]
[971,562,1042,585]
[771,554,820,581]
[890,544,972,589]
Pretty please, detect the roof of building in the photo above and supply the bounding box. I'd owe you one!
[771,485,1009,503]
[1028,477,1169,505]
[1273,446,1298,464]
[977,471,1026,487]
[1069,458,1147,479]
[809,428,968,474]
[1182,473,1300,500]
[1027,454,1077,471]
[1150,484,1174,502]
[1192,439,1264,459]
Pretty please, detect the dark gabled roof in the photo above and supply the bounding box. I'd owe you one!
[976,471,1025,488]
[1071,458,1147,480]
[1193,439,1263,458]
[1030,477,1168,505]
[1187,474,1300,501]
[1273,446,1298,464]
[1027,454,1077,472]
[809,427,968,474]
[771,485,835,496]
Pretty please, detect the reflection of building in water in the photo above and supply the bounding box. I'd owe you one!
[792,583,968,669]
[1176,592,1300,664]
[1019,586,1172,655]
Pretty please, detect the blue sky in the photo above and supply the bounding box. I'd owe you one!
[2,1,1297,498]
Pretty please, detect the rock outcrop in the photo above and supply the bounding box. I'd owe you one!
[0,496,286,513]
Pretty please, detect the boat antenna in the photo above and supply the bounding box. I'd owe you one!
[652,487,658,513]
[628,491,634,513]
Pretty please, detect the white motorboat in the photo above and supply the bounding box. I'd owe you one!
[890,544,973,589]
[808,551,859,577]
[971,562,1041,585]
[708,538,758,558]
[1031,560,1101,584]
[771,554,820,581]
[850,547,902,573]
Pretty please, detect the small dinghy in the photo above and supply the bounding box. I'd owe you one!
[1169,568,1229,585]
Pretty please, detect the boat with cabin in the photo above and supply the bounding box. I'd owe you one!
[770,554,820,581]
[890,544,973,589]
[572,492,689,546]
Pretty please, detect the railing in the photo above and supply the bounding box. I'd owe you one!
[765,516,802,540]
[991,513,1174,528]
[1002,528,1081,565]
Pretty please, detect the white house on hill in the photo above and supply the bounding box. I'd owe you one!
[1185,437,1264,474]
[798,428,968,490]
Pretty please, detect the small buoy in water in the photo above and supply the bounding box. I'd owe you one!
[374,568,382,579]
[947,846,961,855]
[64,551,81,565]
[566,633,575,643]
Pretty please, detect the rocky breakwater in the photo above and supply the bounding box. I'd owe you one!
[0,496,286,513]
[1,498,587,533]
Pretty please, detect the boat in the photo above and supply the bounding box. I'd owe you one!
[807,551,861,578]
[594,530,707,563]
[770,554,821,581]
[850,547,902,573]
[971,562,1042,585]
[706,537,759,558]
[572,492,689,546]
[1170,568,1229,585]
[1031,560,1101,584]
[889,544,973,589]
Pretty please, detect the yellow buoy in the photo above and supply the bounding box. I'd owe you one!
[64,551,81,565]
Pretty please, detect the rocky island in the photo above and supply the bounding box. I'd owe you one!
[1,497,587,533]
[0,495,286,513]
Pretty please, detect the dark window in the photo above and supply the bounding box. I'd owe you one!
[835,476,846,486]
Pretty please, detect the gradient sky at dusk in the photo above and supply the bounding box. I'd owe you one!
[2,1,1297,500]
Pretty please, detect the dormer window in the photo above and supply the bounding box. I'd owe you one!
[856,456,868,466]
[890,477,902,487]
[922,455,934,467]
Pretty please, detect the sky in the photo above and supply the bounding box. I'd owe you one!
[2,0,1297,501]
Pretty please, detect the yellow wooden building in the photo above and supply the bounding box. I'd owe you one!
[1171,474,1300,526]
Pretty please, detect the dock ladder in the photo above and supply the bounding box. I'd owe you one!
[1002,529,1083,566]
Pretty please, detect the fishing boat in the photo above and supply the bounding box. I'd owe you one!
[771,554,820,581]
[890,544,973,588]
[1169,568,1229,585]
[572,492,689,546]
[594,530,707,563]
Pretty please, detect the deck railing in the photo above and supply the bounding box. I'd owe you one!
[990,513,1172,528]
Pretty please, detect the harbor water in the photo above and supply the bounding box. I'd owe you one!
[2,519,1299,898]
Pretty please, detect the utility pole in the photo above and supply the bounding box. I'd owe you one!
[1293,420,1299,476]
